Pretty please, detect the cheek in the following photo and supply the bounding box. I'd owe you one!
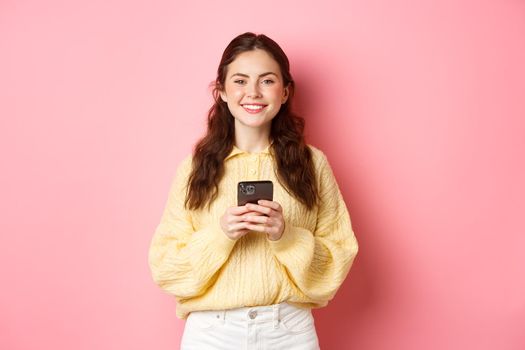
[229,93,244,104]
[225,86,244,100]
[265,85,285,98]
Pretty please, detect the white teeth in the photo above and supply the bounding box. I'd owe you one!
[243,105,264,110]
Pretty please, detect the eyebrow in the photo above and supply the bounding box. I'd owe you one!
[230,72,278,79]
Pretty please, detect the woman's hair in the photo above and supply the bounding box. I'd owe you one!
[185,32,319,210]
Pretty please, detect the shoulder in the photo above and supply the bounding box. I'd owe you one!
[174,153,194,180]
[180,153,194,168]
[306,145,338,186]
[306,144,329,168]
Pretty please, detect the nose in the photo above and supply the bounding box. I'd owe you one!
[246,81,261,98]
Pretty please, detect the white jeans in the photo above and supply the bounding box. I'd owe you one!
[180,302,320,350]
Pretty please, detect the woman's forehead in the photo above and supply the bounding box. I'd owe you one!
[226,49,281,77]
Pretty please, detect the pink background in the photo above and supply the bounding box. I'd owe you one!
[1,0,524,349]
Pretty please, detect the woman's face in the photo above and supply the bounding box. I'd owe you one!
[220,49,289,132]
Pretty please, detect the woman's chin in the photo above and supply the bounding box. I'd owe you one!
[235,118,273,130]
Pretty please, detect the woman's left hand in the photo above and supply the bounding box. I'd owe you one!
[242,200,285,241]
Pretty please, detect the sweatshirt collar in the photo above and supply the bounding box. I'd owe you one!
[225,143,272,161]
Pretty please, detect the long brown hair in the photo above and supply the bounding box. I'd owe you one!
[185,32,319,210]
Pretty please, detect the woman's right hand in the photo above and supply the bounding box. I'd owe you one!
[220,205,262,240]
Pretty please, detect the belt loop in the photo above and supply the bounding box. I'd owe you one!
[216,309,226,324]
[272,304,280,329]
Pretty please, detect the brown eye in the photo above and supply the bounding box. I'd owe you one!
[234,79,246,85]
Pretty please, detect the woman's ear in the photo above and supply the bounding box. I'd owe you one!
[282,85,290,104]
[220,90,227,103]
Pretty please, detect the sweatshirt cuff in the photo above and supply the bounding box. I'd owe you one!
[209,223,238,252]
[189,223,237,258]
[267,225,315,254]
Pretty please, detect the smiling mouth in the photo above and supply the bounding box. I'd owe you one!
[242,104,267,114]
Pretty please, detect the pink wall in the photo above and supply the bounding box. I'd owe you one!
[1,0,524,349]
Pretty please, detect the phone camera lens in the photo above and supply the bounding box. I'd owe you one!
[246,185,255,195]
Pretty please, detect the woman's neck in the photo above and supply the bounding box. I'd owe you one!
[234,125,271,153]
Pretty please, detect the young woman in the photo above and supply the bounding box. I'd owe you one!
[148,32,359,350]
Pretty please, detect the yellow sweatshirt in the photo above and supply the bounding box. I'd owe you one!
[148,144,358,319]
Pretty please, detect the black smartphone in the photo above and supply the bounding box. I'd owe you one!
[237,180,273,206]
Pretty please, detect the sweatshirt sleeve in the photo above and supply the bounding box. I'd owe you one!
[148,156,237,301]
[267,152,359,302]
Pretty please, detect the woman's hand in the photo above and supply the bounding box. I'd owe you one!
[220,205,258,240]
[242,200,285,241]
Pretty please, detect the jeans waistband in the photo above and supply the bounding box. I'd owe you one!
[190,302,311,329]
